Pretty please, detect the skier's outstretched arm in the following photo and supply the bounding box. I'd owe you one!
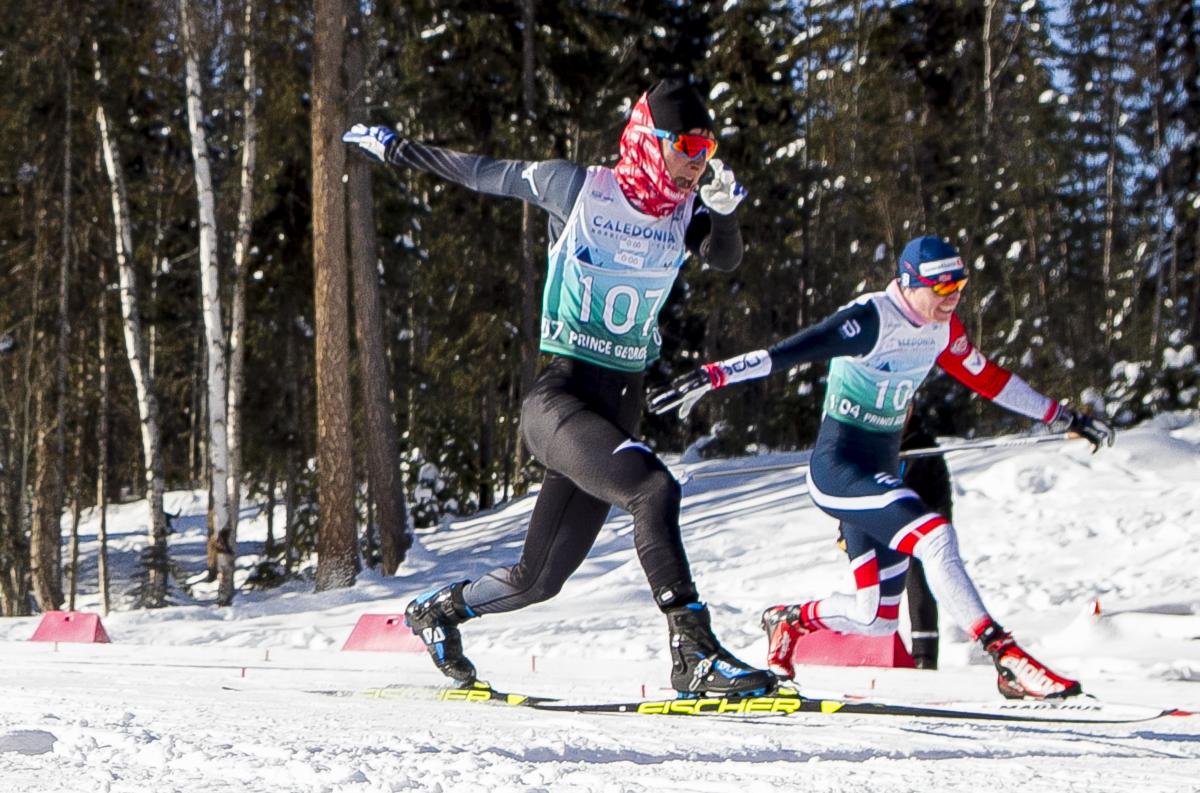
[935,314,1115,451]
[648,300,880,418]
[342,124,585,221]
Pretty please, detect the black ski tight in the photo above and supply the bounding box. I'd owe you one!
[463,357,693,615]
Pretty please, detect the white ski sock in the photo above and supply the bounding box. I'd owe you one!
[910,523,990,632]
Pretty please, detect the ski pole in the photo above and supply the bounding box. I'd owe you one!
[679,432,1079,481]
[898,432,1076,459]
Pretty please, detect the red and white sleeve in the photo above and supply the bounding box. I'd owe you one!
[936,314,1060,423]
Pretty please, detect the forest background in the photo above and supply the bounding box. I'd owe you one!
[0,0,1196,615]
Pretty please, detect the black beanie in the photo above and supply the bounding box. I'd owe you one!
[646,78,712,133]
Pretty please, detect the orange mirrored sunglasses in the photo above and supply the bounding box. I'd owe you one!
[913,270,968,296]
[636,125,718,161]
[930,277,968,296]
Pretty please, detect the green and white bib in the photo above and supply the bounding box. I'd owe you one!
[823,292,949,433]
[540,167,694,372]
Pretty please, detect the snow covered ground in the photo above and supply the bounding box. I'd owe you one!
[2,413,1200,793]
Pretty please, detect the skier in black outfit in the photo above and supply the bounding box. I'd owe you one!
[343,79,775,697]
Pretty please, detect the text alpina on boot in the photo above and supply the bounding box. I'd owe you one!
[980,622,1081,700]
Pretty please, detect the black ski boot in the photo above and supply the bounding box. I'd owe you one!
[666,603,777,698]
[405,581,477,684]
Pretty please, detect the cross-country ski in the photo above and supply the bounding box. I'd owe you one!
[278,680,1188,725]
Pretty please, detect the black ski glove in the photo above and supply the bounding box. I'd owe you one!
[649,350,773,419]
[1052,408,1115,452]
[647,368,713,419]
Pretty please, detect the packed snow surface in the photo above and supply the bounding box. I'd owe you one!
[3,413,1200,792]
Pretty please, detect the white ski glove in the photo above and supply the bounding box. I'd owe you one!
[342,123,399,163]
[699,159,747,215]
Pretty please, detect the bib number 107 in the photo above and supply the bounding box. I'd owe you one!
[578,275,666,336]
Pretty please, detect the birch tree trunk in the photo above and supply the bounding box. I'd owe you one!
[1101,103,1118,353]
[94,42,169,607]
[1100,4,1119,353]
[97,258,112,616]
[311,0,359,591]
[179,0,234,606]
[345,4,410,574]
[982,0,996,139]
[227,0,258,553]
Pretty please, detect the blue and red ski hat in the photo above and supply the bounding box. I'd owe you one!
[897,236,967,289]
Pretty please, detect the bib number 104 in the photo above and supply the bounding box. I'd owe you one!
[578,276,666,336]
[874,378,915,411]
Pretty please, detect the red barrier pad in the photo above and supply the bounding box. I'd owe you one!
[789,630,915,668]
[341,613,426,652]
[29,611,111,644]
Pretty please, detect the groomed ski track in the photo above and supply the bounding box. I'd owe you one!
[2,415,1199,792]
[3,643,1198,793]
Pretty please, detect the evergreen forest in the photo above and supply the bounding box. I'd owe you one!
[0,0,1196,614]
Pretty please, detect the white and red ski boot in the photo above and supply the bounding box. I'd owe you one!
[980,623,1081,700]
[760,604,814,680]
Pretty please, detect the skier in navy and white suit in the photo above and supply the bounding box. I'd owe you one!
[650,236,1115,700]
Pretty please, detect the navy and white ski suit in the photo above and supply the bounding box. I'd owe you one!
[706,281,1064,638]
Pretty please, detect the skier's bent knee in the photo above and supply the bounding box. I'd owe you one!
[911,523,962,568]
[622,468,681,520]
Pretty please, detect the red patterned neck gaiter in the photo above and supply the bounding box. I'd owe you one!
[613,93,690,218]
